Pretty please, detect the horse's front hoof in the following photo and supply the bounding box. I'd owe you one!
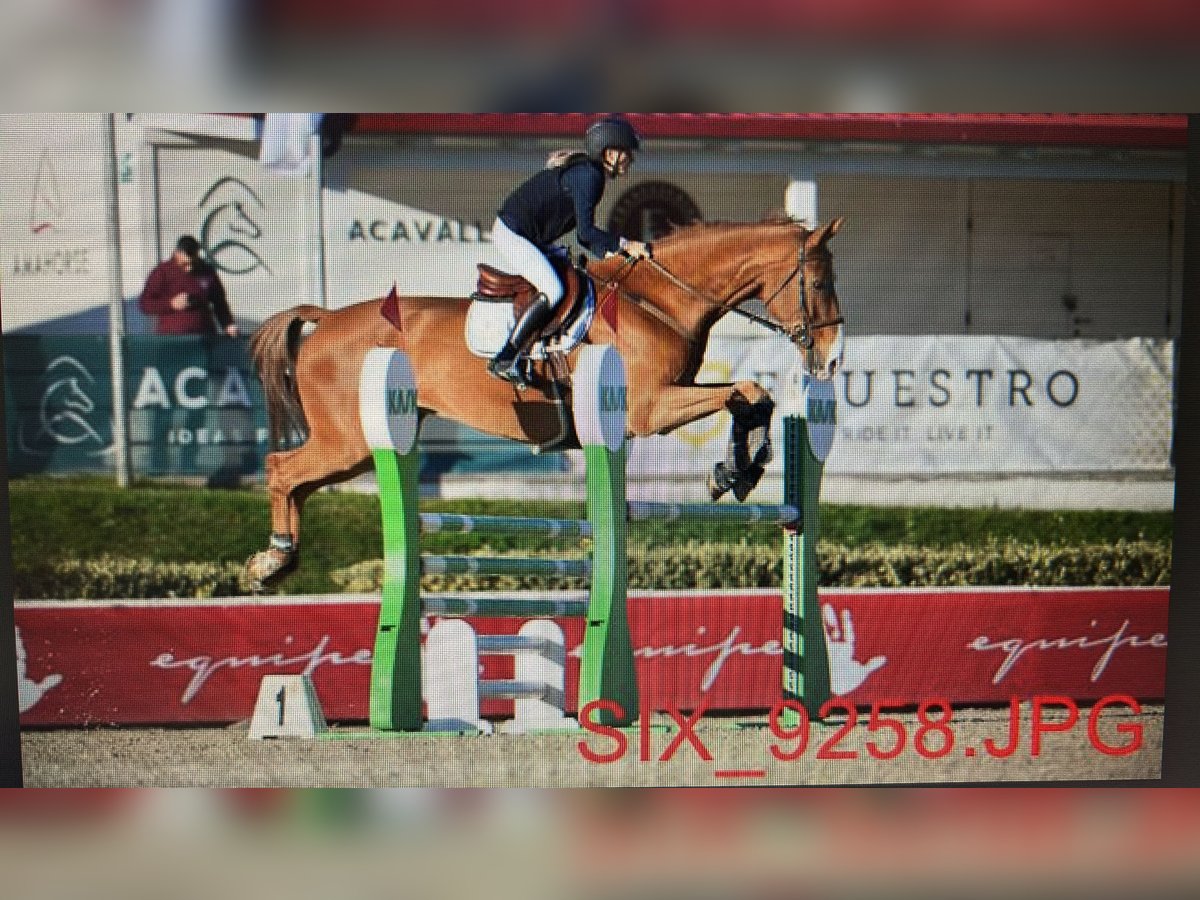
[244,549,295,592]
[707,463,737,501]
[706,471,728,501]
[731,464,765,502]
[747,430,773,468]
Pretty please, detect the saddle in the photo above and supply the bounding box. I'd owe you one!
[471,253,586,339]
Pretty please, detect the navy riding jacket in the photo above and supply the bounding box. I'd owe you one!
[498,158,622,257]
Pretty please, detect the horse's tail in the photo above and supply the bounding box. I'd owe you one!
[249,304,325,450]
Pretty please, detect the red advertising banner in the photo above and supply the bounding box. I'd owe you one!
[14,587,1167,727]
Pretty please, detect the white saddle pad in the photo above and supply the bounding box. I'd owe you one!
[464,279,596,360]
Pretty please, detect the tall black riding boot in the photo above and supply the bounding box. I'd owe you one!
[489,294,554,386]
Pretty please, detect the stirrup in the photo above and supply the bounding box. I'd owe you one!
[489,353,531,390]
[489,295,551,389]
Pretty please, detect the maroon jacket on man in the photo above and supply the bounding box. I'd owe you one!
[138,257,234,335]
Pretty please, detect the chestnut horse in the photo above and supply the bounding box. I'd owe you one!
[245,216,845,587]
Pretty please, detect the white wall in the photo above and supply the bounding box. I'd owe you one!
[149,139,315,320]
[0,115,117,332]
[820,174,1177,338]
[3,121,1183,345]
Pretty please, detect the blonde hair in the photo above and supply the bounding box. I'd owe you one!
[545,148,588,169]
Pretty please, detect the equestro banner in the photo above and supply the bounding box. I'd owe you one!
[627,334,1175,479]
[14,588,1167,727]
[830,335,1175,474]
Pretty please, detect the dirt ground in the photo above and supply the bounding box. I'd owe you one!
[21,703,1162,787]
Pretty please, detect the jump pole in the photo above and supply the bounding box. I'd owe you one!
[358,345,637,732]
[359,349,424,731]
[781,374,837,723]
[573,347,638,727]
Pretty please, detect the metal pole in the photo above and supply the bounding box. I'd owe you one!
[311,131,328,309]
[0,328,24,785]
[103,113,132,487]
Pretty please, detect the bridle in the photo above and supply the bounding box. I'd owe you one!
[727,248,845,350]
[605,244,844,350]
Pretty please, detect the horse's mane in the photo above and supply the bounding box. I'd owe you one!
[651,215,808,249]
[589,215,810,278]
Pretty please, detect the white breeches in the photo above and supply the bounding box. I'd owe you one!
[491,218,565,308]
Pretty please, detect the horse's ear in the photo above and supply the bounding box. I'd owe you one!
[809,217,845,248]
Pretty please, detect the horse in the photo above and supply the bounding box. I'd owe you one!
[244,216,845,588]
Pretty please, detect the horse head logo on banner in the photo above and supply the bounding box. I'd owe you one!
[198,176,273,276]
[19,355,112,456]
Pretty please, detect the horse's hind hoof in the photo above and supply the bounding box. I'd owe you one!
[244,549,295,593]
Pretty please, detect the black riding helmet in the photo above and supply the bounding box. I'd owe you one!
[585,115,641,161]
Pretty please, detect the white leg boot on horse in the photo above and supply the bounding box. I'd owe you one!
[245,451,300,589]
[246,447,374,591]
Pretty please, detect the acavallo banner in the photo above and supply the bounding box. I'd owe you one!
[4,336,267,479]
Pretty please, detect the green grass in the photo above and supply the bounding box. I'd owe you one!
[819,504,1174,548]
[7,475,1175,596]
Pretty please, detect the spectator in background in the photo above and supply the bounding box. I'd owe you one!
[139,235,238,337]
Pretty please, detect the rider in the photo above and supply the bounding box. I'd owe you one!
[488,114,653,384]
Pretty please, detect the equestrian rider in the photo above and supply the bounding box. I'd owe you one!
[488,114,652,384]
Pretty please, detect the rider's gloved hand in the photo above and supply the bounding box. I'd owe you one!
[619,238,653,260]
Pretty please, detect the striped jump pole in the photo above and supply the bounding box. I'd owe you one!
[358,344,637,733]
[781,375,836,722]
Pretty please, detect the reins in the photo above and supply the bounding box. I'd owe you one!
[602,247,843,349]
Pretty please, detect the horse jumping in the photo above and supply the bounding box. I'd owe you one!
[245,216,846,588]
